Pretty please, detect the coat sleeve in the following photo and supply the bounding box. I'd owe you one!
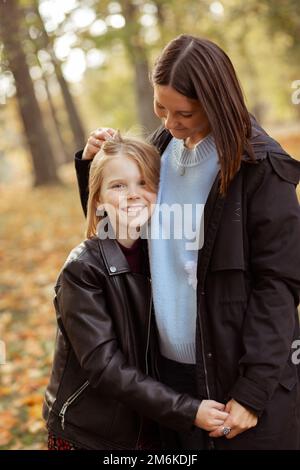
[56,258,200,432]
[229,156,300,415]
[74,150,90,217]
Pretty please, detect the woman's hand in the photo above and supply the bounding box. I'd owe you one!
[82,128,116,160]
[208,399,258,439]
[194,400,229,432]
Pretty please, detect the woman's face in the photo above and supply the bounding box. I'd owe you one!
[99,155,157,239]
[153,85,211,144]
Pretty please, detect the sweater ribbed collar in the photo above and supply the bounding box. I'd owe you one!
[173,133,216,169]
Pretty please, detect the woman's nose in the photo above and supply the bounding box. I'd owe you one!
[164,112,176,129]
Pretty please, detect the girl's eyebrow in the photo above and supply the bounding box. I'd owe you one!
[107,178,126,184]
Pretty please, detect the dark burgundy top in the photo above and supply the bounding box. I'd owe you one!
[117,238,143,274]
[117,237,160,449]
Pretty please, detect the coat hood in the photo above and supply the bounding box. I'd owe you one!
[246,121,300,186]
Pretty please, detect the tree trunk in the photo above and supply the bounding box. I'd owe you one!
[30,31,73,164]
[133,56,160,135]
[52,62,86,150]
[32,3,86,151]
[42,73,72,164]
[0,0,60,186]
[122,1,160,135]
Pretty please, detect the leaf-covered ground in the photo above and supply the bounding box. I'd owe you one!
[0,134,299,450]
[0,173,84,450]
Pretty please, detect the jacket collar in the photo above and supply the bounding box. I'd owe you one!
[97,237,131,276]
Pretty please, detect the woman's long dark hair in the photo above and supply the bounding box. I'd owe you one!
[151,34,255,195]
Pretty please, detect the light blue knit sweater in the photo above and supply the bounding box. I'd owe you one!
[148,134,220,364]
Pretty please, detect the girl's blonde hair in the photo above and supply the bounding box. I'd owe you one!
[86,131,161,238]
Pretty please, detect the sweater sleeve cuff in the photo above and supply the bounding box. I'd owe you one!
[229,376,268,416]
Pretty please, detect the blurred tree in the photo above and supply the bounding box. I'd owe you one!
[81,52,138,132]
[122,1,159,134]
[29,1,86,152]
[79,0,160,134]
[164,0,299,124]
[225,0,300,61]
[258,0,300,119]
[0,0,299,173]
[21,9,71,164]
[36,58,72,164]
[0,0,60,186]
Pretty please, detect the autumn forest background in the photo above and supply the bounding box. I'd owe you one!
[0,0,299,450]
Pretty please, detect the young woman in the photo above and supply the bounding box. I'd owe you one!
[43,132,229,450]
[75,36,300,450]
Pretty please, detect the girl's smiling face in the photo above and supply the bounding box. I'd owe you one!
[153,84,211,145]
[99,154,157,243]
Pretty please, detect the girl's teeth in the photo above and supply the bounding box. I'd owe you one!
[128,207,144,212]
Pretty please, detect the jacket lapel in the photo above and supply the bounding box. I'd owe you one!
[97,238,131,276]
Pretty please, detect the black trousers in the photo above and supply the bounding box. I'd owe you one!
[157,354,206,450]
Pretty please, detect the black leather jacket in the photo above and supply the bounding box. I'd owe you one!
[43,237,200,450]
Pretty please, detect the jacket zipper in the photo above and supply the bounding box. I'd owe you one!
[198,291,215,450]
[197,294,211,399]
[59,380,89,430]
[135,279,152,449]
[145,283,152,376]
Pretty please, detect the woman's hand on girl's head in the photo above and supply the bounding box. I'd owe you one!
[194,400,229,432]
[82,128,116,160]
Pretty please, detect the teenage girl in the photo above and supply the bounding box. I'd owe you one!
[43,132,228,450]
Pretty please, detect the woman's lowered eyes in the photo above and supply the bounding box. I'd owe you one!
[155,102,193,118]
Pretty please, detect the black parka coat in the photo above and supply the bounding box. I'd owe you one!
[75,121,300,450]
